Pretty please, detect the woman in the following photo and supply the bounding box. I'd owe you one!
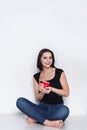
[16,48,70,128]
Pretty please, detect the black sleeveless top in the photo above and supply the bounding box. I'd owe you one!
[33,68,64,104]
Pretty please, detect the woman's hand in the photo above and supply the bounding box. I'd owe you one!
[38,83,52,94]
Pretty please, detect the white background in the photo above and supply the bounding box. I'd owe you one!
[0,0,87,115]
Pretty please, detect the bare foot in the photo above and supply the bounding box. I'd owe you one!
[26,117,37,123]
[44,120,63,128]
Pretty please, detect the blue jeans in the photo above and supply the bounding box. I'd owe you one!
[16,97,69,124]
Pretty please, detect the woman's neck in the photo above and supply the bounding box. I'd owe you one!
[42,67,55,74]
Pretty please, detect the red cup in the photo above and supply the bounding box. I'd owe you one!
[40,81,50,88]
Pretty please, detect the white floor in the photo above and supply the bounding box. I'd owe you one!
[0,113,87,130]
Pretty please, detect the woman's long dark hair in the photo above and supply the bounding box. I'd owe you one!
[37,48,55,70]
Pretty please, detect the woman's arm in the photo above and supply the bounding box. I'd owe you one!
[51,72,70,97]
[33,77,45,101]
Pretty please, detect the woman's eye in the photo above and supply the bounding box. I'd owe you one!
[43,57,47,59]
[43,57,52,59]
[49,57,52,59]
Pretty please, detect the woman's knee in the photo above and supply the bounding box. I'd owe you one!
[63,105,70,116]
[61,105,70,121]
[16,97,25,108]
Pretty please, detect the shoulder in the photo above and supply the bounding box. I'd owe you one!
[55,68,64,78]
[33,72,40,82]
[33,71,40,78]
[56,68,64,73]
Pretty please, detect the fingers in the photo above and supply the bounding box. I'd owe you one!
[39,83,44,88]
[39,87,51,94]
[38,84,51,94]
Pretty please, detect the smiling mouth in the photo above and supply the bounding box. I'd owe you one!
[45,63,51,65]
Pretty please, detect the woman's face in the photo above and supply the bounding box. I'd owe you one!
[40,52,53,69]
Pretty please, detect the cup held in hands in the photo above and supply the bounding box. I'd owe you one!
[40,81,50,88]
